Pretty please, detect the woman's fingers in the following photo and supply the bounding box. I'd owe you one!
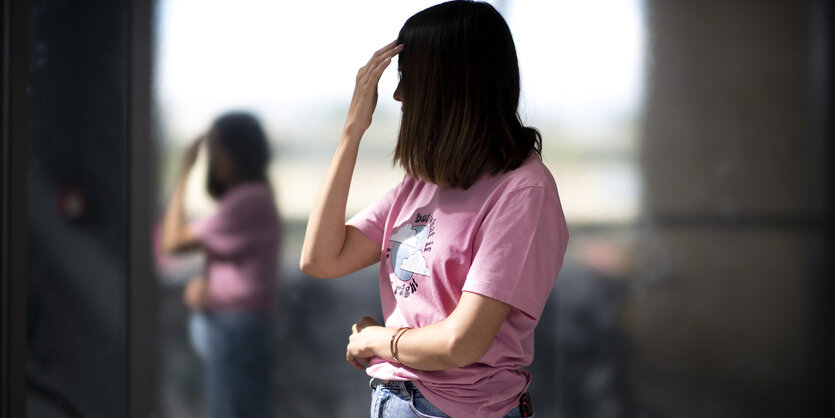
[355,43,402,101]
[347,349,367,371]
[359,316,380,329]
[347,352,374,371]
[357,42,402,84]
[347,318,377,370]
[183,277,209,310]
[370,44,402,77]
[371,56,392,75]
[365,40,399,68]
[344,41,403,136]
[368,57,393,82]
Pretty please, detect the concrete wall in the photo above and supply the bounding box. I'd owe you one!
[627,0,829,415]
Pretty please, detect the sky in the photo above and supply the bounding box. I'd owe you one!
[156,0,645,142]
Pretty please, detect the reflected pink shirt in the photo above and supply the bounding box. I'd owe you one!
[348,156,569,418]
[191,182,280,312]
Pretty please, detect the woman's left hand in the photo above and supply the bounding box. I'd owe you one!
[347,316,383,371]
[183,276,209,310]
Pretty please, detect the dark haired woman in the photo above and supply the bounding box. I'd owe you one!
[162,112,280,418]
[301,1,568,417]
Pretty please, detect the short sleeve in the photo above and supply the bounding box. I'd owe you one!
[347,177,406,245]
[462,186,569,319]
[190,186,276,256]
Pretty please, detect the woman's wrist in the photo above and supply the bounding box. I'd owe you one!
[341,123,367,142]
[368,326,399,361]
[390,327,411,363]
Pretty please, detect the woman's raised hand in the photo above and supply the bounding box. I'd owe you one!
[344,41,403,138]
[179,135,204,178]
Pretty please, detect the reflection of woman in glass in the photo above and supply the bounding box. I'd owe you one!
[301,2,568,417]
[162,112,279,418]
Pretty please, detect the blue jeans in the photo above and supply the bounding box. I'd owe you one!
[189,311,275,418]
[369,378,530,418]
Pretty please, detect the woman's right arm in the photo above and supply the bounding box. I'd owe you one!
[300,41,403,279]
[161,138,203,254]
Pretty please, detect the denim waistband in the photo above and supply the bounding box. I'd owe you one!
[369,378,534,416]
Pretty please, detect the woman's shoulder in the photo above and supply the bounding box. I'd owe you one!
[224,181,273,200]
[394,173,436,196]
[217,181,276,213]
[489,154,557,194]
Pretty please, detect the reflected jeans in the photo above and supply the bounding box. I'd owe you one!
[190,311,275,418]
[369,378,529,418]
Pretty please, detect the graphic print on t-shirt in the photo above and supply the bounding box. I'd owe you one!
[386,212,434,298]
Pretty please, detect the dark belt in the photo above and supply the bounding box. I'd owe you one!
[370,379,534,416]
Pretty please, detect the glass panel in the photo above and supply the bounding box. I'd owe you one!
[26,0,128,417]
[151,1,830,417]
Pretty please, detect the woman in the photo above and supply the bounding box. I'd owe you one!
[301,1,568,417]
[162,112,280,418]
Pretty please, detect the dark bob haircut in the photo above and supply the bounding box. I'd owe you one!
[207,111,271,199]
[394,0,541,189]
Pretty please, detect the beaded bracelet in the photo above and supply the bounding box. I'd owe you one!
[390,327,411,363]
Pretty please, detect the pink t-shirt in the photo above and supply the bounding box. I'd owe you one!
[191,182,280,312]
[348,155,569,418]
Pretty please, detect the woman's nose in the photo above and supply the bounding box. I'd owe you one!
[393,81,403,102]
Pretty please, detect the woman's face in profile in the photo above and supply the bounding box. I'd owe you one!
[208,133,239,186]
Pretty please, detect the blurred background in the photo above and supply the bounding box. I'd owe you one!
[2,0,832,417]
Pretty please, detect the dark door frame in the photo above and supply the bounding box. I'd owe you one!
[126,0,154,417]
[1,0,30,416]
[1,0,154,416]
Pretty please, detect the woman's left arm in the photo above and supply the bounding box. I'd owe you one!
[347,292,511,371]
